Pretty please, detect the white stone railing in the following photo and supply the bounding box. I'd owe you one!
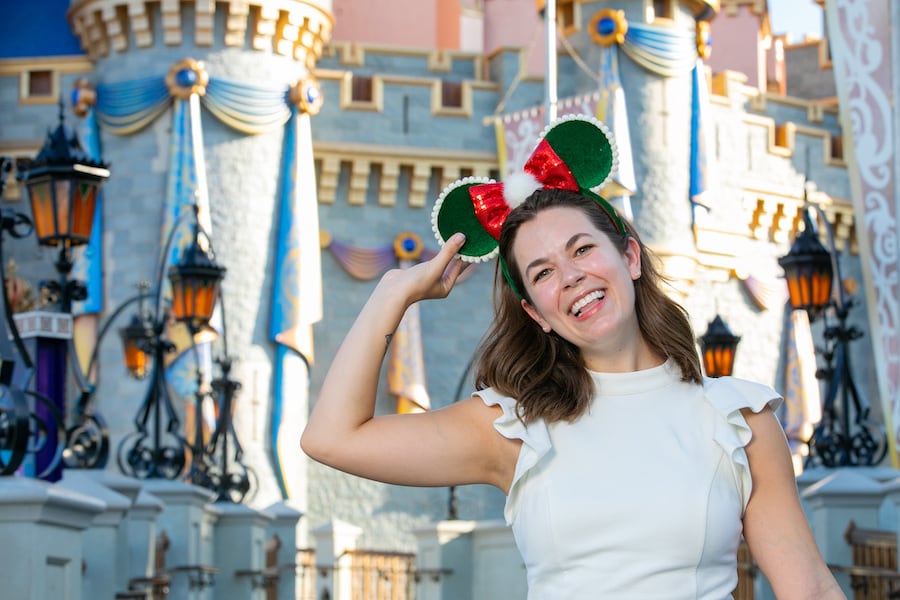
[3,466,900,599]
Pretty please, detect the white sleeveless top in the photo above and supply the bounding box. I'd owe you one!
[475,359,782,599]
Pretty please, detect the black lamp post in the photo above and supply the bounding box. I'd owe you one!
[0,156,67,478]
[14,103,113,472]
[167,221,227,490]
[114,209,226,480]
[777,187,886,467]
[202,355,252,502]
[109,210,253,501]
[164,219,253,502]
[699,315,741,378]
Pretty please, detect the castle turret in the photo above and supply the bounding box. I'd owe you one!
[537,0,722,297]
[64,0,333,522]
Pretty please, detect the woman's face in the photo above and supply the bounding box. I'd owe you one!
[512,206,642,360]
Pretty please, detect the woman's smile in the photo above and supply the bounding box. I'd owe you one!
[570,289,606,318]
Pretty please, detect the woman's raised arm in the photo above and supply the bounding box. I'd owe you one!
[300,233,518,491]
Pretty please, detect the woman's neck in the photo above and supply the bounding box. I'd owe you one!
[581,337,664,373]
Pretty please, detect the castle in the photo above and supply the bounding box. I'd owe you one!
[0,1,898,598]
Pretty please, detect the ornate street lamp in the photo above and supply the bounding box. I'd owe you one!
[19,101,109,311]
[699,315,741,378]
[12,104,112,473]
[0,156,69,478]
[110,208,252,501]
[114,209,225,480]
[777,186,886,467]
[163,221,230,490]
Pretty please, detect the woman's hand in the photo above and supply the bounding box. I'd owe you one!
[379,232,470,306]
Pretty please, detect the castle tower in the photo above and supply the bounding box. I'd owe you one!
[64,0,333,516]
[555,0,720,297]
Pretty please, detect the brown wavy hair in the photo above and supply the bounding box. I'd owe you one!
[473,188,702,424]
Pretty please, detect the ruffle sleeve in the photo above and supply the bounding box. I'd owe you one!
[703,376,784,512]
[474,387,552,524]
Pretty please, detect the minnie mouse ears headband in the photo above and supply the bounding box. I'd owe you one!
[430,115,624,263]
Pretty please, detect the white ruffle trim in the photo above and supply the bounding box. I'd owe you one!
[475,387,552,524]
[703,376,784,512]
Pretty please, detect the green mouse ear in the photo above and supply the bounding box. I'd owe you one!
[539,115,618,191]
[431,177,500,262]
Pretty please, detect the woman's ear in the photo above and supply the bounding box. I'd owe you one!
[625,236,642,280]
[521,299,552,333]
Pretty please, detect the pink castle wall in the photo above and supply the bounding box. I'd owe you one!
[331,0,447,48]
[708,4,766,90]
[328,1,790,92]
[483,0,546,78]
[330,0,547,77]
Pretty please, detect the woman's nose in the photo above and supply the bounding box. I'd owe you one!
[560,261,585,286]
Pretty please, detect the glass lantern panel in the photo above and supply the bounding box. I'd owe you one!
[28,180,54,241]
[811,270,833,309]
[71,182,98,241]
[785,274,802,309]
[171,284,187,320]
[703,345,735,378]
[193,284,216,322]
[181,285,197,321]
[53,179,72,238]
[715,347,734,376]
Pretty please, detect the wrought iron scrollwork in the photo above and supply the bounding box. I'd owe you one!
[806,299,888,467]
[116,330,188,479]
[0,386,31,475]
[63,394,110,470]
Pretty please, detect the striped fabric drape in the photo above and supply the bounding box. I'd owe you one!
[620,22,698,78]
[95,75,290,136]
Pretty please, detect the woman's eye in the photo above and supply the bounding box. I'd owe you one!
[575,244,594,256]
[533,268,551,283]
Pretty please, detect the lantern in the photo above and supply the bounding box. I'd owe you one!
[118,314,152,380]
[20,106,109,248]
[167,230,226,325]
[778,207,834,314]
[699,315,741,378]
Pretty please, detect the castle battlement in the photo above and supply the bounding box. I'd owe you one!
[67,0,333,67]
[322,41,486,79]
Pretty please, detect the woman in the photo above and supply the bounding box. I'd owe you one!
[301,116,844,599]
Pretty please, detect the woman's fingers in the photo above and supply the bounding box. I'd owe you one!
[433,233,468,296]
[384,233,469,302]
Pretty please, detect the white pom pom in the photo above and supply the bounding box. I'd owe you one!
[503,172,542,209]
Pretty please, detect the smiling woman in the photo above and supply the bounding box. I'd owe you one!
[301,116,846,599]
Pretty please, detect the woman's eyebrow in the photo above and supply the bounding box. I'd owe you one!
[523,232,591,276]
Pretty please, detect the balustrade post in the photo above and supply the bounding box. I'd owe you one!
[311,519,362,600]
[802,469,885,597]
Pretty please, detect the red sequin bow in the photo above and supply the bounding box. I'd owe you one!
[468,138,580,240]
